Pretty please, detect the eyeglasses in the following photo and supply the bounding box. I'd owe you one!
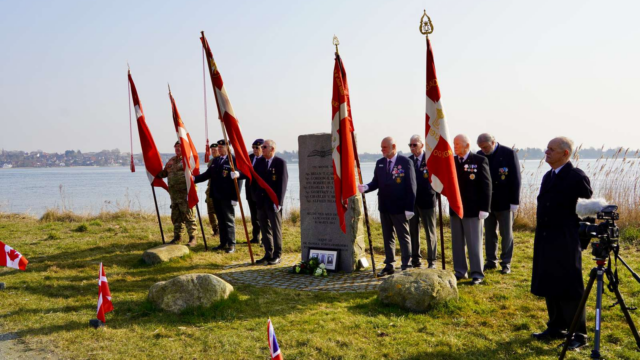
[252,146,261,149]
[261,145,269,149]
[408,143,420,147]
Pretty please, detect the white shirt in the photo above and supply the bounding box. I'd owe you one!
[553,163,567,174]
[266,156,274,169]
[458,150,470,162]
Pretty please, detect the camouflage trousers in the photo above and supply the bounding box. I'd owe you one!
[206,197,218,233]
[171,203,197,239]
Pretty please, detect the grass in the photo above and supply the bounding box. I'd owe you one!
[1,210,640,359]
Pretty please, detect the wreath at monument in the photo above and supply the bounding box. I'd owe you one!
[291,257,328,276]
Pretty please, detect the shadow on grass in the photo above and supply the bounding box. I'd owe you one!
[401,337,562,360]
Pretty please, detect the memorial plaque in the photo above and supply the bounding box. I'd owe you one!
[299,133,365,272]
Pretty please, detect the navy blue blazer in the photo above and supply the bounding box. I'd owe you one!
[452,152,491,218]
[251,156,288,209]
[408,151,436,210]
[476,143,521,212]
[365,154,417,215]
[194,154,244,202]
[245,153,261,201]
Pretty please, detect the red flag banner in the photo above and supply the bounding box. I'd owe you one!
[331,54,357,233]
[200,33,280,207]
[128,71,168,192]
[0,240,28,271]
[169,90,200,209]
[96,263,113,323]
[424,38,464,218]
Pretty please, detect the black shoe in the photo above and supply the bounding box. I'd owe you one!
[455,275,466,282]
[427,262,436,269]
[213,244,226,251]
[267,257,281,265]
[483,263,497,271]
[412,261,423,269]
[500,266,511,274]
[377,268,395,277]
[532,329,567,341]
[400,265,412,271]
[168,238,181,244]
[225,246,236,254]
[250,239,260,244]
[256,256,269,264]
[212,228,219,236]
[566,338,588,351]
[471,278,483,285]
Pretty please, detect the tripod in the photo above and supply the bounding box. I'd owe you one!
[559,255,640,359]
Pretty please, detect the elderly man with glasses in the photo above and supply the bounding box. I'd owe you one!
[407,134,438,269]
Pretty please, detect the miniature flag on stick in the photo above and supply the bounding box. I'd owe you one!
[331,52,357,233]
[96,263,113,323]
[0,241,28,270]
[168,88,200,209]
[267,319,283,360]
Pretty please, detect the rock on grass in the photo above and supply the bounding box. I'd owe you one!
[378,269,458,312]
[148,274,233,313]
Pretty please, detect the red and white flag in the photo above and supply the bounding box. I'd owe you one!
[128,70,169,192]
[0,241,28,270]
[200,33,280,207]
[96,263,113,323]
[267,319,283,360]
[424,38,464,218]
[331,53,357,233]
[168,89,200,209]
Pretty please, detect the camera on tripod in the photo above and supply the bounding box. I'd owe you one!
[578,205,620,259]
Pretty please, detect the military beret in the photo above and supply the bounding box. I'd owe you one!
[217,139,228,146]
[252,139,265,146]
[209,143,218,148]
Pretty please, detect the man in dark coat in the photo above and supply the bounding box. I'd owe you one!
[194,139,243,253]
[531,136,592,351]
[359,137,417,276]
[252,139,288,265]
[407,134,438,269]
[246,138,264,245]
[451,134,491,285]
[476,133,521,274]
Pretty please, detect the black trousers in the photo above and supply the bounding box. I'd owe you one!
[258,204,283,260]
[213,197,235,247]
[546,296,587,340]
[247,196,261,242]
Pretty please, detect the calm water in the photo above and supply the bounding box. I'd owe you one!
[0,159,636,217]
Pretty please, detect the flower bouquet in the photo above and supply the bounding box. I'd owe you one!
[291,257,328,276]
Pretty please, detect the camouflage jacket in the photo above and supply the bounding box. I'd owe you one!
[159,156,188,206]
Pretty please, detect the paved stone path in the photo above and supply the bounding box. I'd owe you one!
[217,254,386,293]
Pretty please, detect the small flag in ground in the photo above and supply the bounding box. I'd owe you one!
[0,241,28,270]
[267,318,283,360]
[96,263,113,323]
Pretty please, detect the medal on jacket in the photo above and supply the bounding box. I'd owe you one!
[470,174,475,180]
[392,165,404,183]
[223,170,228,177]
[271,167,276,181]
[499,167,508,180]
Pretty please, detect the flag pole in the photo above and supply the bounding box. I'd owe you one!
[334,37,377,278]
[151,185,166,244]
[195,203,208,250]
[437,193,446,270]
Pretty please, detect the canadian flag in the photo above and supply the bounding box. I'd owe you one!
[0,241,28,270]
[169,89,200,209]
[424,37,464,218]
[96,263,113,323]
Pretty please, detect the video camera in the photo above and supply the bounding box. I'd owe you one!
[578,205,620,259]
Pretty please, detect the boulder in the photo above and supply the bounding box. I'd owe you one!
[142,244,189,265]
[148,274,233,313]
[378,269,458,312]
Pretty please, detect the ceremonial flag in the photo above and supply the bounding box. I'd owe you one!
[331,53,357,233]
[267,319,283,360]
[200,33,280,207]
[0,241,28,270]
[424,38,464,218]
[128,71,169,192]
[168,89,200,209]
[96,263,113,323]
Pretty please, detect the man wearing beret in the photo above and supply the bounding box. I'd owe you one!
[246,139,264,246]
[205,142,220,237]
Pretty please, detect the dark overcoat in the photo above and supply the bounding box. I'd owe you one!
[194,154,243,202]
[451,153,492,218]
[365,155,417,215]
[476,143,522,212]
[251,156,288,208]
[408,151,436,210]
[530,161,593,300]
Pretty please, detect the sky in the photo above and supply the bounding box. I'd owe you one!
[0,0,638,154]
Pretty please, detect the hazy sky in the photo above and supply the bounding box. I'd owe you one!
[0,0,638,154]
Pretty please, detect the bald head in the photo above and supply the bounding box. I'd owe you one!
[545,136,573,169]
[380,137,397,159]
[453,134,470,158]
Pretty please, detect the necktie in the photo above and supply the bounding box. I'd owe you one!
[387,159,392,174]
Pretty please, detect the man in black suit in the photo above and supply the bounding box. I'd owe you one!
[359,137,416,276]
[451,134,491,285]
[476,133,521,274]
[531,136,592,351]
[246,138,264,246]
[194,139,243,253]
[252,139,288,265]
[407,134,438,269]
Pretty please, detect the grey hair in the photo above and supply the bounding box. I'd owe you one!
[410,134,423,144]
[264,139,276,149]
[477,133,495,144]
[454,134,469,145]
[382,136,395,146]
[554,136,573,155]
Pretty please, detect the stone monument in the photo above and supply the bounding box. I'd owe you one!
[298,133,366,273]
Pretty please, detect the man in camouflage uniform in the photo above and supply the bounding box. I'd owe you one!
[205,143,219,236]
[158,141,198,246]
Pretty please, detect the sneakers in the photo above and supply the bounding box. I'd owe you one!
[267,257,281,265]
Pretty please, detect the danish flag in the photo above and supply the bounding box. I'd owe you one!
[169,89,200,209]
[0,241,28,270]
[267,319,283,360]
[96,263,113,323]
[424,38,463,218]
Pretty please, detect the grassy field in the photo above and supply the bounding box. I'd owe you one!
[1,210,640,360]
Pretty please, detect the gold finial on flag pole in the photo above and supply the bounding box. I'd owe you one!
[419,10,434,36]
[333,35,340,55]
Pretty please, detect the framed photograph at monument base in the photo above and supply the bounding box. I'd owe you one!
[308,249,339,271]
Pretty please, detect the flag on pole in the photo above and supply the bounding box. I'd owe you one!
[331,53,357,233]
[96,263,113,323]
[168,89,200,209]
[0,241,28,270]
[200,33,280,207]
[267,319,283,360]
[424,38,464,218]
[128,71,169,192]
